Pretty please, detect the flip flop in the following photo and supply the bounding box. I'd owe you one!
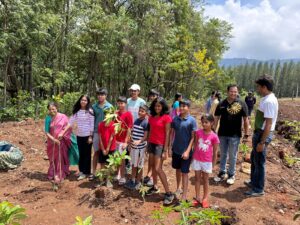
[192,198,201,207]
[202,199,210,208]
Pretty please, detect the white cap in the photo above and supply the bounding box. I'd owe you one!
[129,84,141,91]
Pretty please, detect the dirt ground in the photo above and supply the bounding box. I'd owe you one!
[0,99,300,225]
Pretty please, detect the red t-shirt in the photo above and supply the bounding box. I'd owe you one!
[148,114,172,145]
[98,121,116,151]
[115,111,133,143]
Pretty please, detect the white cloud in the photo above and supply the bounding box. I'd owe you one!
[204,0,300,59]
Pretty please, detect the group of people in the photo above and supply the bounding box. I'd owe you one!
[44,74,278,207]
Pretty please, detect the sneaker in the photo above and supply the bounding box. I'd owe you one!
[226,176,235,185]
[77,174,86,181]
[88,174,95,181]
[135,182,142,190]
[146,179,154,187]
[244,179,252,188]
[77,172,84,177]
[163,192,174,205]
[125,180,136,190]
[143,176,151,184]
[244,190,265,197]
[146,186,160,196]
[106,180,113,188]
[214,172,228,182]
[118,177,126,185]
[174,189,183,199]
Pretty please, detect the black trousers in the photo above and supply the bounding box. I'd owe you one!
[77,136,92,175]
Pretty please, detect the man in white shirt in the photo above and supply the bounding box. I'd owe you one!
[244,75,278,197]
[127,84,146,121]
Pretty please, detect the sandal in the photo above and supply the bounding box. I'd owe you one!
[202,199,210,208]
[192,198,201,207]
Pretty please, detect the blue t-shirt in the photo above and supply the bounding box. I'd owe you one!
[92,101,112,132]
[171,114,197,155]
[127,97,146,121]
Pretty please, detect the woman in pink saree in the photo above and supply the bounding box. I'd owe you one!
[45,102,71,183]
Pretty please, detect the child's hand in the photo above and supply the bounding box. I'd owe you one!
[162,151,168,160]
[133,140,141,146]
[103,149,109,156]
[212,164,218,172]
[182,151,189,160]
[122,143,128,150]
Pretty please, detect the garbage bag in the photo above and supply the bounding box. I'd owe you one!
[0,141,23,170]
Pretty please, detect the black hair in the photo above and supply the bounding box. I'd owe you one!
[47,102,59,110]
[215,92,221,101]
[211,91,217,96]
[201,114,214,123]
[139,105,149,112]
[255,74,274,91]
[96,87,108,95]
[149,97,169,116]
[179,99,191,108]
[148,89,160,97]
[174,92,183,101]
[227,84,239,91]
[117,96,127,103]
[72,95,91,115]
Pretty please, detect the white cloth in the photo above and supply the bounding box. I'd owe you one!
[191,160,212,174]
[258,93,278,131]
[69,110,94,137]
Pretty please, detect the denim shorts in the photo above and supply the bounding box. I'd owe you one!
[147,143,164,156]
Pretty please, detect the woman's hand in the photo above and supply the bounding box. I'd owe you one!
[87,136,93,144]
[53,138,60,145]
[58,133,64,140]
[122,143,128,150]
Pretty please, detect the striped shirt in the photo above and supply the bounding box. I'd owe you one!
[69,109,94,137]
[131,118,148,149]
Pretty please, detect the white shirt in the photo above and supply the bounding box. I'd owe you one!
[258,93,278,131]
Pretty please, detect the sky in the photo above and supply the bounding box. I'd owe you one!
[204,0,300,59]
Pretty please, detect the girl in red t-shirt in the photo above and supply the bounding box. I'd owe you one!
[147,97,174,205]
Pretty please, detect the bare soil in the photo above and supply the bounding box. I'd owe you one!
[0,99,299,225]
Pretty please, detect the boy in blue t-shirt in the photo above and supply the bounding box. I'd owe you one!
[125,105,149,190]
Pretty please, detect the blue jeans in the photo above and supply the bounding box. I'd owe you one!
[250,131,273,193]
[219,136,241,177]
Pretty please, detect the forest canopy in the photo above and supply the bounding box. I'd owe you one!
[0,0,233,107]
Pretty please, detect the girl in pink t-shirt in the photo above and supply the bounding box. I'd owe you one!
[192,114,219,208]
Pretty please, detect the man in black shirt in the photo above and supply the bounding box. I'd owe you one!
[245,91,256,116]
[214,84,250,185]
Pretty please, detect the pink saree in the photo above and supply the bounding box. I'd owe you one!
[47,113,71,181]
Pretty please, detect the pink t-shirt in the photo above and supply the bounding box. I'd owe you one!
[193,129,220,162]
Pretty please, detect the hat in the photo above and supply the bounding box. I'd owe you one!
[129,84,140,91]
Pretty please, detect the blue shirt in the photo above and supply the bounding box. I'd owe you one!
[171,114,197,155]
[92,101,112,132]
[127,97,146,121]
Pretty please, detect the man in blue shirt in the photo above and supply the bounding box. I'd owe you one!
[90,88,112,180]
[169,99,197,203]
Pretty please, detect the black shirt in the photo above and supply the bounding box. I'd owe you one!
[215,99,248,137]
[245,96,256,109]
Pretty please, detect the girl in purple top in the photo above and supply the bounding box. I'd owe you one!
[192,114,219,208]
[59,95,94,181]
